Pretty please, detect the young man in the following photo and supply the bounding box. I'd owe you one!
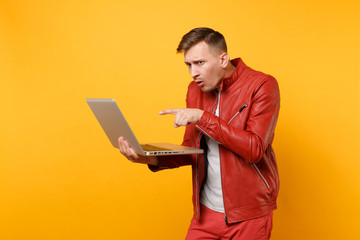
[118,27,280,239]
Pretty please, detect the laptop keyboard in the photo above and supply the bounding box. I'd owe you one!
[141,144,170,151]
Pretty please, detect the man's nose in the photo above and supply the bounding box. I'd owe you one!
[190,67,199,79]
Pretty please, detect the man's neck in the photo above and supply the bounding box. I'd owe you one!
[224,62,236,78]
[215,60,237,90]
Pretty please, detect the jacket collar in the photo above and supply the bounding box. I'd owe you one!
[218,58,246,91]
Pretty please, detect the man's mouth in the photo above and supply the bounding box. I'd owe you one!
[195,80,205,87]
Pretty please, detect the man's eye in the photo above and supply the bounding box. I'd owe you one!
[198,61,204,65]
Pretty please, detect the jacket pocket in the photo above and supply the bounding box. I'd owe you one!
[252,163,270,189]
[227,103,248,125]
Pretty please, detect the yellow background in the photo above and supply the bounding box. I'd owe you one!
[1,0,359,239]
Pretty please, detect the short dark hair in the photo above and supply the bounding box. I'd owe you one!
[177,27,227,54]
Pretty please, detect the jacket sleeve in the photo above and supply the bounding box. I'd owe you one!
[148,154,192,172]
[196,77,280,163]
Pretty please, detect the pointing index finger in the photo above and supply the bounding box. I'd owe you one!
[159,109,181,115]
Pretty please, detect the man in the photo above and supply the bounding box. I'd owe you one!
[118,27,280,239]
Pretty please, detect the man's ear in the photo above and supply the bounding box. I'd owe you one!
[219,52,230,68]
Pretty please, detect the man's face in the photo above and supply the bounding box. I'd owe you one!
[184,41,225,92]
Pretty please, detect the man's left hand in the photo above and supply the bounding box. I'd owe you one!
[159,108,204,128]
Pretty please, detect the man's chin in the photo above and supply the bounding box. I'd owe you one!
[199,85,215,92]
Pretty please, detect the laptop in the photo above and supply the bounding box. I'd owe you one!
[86,98,203,156]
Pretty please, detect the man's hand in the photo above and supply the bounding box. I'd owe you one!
[118,137,159,166]
[159,108,204,128]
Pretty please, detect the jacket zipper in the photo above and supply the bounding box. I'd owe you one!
[252,163,270,189]
[210,91,219,113]
[195,132,202,219]
[227,103,248,125]
[214,90,229,225]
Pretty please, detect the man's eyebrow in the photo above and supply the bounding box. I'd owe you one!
[185,59,205,64]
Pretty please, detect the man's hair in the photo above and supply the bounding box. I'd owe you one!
[176,27,227,54]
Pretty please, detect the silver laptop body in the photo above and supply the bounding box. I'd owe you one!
[86,98,203,156]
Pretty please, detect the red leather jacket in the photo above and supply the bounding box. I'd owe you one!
[150,58,280,224]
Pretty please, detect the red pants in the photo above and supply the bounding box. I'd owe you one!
[185,204,273,240]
